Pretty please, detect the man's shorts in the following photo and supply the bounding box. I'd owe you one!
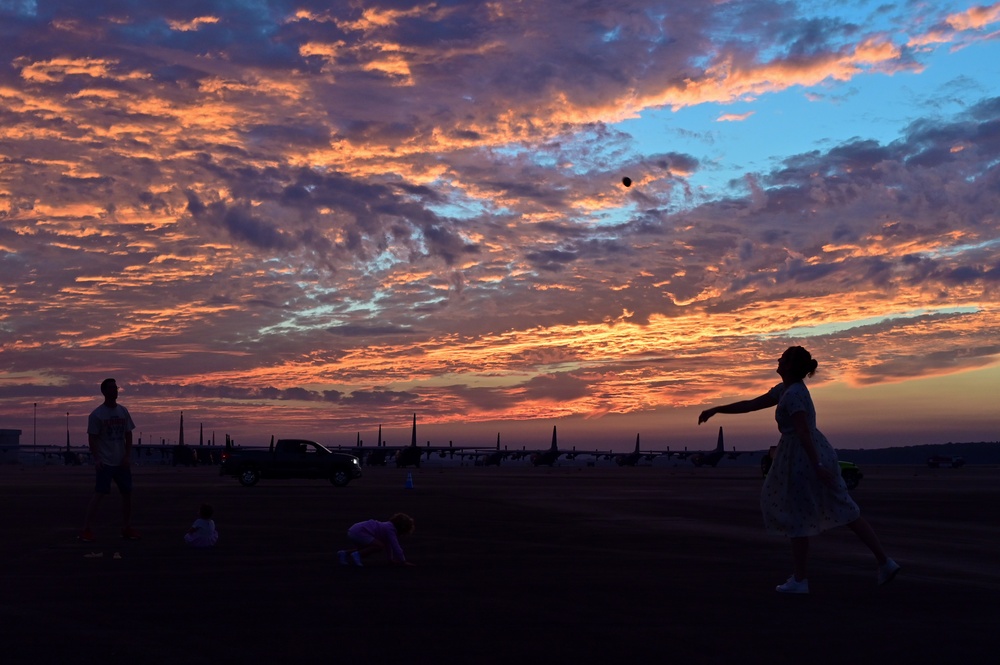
[95,465,133,494]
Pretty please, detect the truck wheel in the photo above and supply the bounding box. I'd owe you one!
[330,468,351,487]
[841,469,860,490]
[238,467,260,487]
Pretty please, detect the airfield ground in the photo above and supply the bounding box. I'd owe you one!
[1,464,997,664]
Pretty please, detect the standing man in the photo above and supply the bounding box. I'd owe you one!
[79,378,140,541]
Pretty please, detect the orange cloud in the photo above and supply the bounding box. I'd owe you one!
[947,3,1000,31]
[167,16,220,32]
[16,57,150,83]
[717,111,754,122]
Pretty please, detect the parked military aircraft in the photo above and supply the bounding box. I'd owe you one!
[686,427,743,467]
[500,426,607,467]
[614,433,674,466]
[530,426,562,466]
[14,444,88,465]
[481,434,505,466]
[344,415,487,468]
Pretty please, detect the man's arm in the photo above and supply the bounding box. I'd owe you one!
[88,433,102,468]
[123,429,133,467]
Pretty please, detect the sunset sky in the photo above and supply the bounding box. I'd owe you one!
[2,1,998,453]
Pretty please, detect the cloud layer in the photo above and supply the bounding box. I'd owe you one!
[1,1,998,449]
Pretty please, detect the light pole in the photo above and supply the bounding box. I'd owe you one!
[66,411,70,448]
[33,403,37,448]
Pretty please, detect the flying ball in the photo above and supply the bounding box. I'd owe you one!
[622,177,632,187]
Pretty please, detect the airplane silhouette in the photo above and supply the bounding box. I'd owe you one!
[499,426,608,466]
[354,416,425,467]
[614,433,673,466]
[481,434,505,466]
[131,413,228,465]
[530,426,561,466]
[384,415,421,467]
[346,415,485,467]
[687,427,740,467]
[14,443,88,465]
[357,425,390,466]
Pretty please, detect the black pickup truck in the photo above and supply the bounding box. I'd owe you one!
[220,438,363,487]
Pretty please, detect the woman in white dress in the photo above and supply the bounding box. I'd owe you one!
[698,346,900,594]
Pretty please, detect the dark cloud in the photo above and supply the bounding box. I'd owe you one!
[522,372,592,402]
[421,223,479,266]
[525,248,578,271]
[854,344,1000,384]
[222,205,298,251]
[342,390,420,406]
[944,263,1000,285]
[327,324,415,337]
[653,152,700,174]
[246,123,331,149]
[441,384,516,412]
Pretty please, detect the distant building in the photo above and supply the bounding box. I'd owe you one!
[0,429,22,464]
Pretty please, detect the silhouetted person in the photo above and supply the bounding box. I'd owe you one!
[184,503,219,548]
[79,378,140,542]
[337,513,415,567]
[699,346,899,593]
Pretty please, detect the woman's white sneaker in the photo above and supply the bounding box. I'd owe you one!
[776,576,809,594]
[878,558,901,586]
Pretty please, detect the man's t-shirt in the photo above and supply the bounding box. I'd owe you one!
[87,404,136,465]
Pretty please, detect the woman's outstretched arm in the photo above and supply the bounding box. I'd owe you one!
[698,392,778,424]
